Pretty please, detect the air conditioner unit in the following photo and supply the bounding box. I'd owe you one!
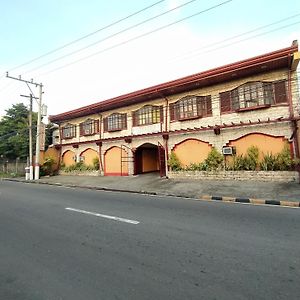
[79,156,85,162]
[222,146,233,155]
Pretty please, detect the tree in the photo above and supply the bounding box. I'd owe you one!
[0,103,37,159]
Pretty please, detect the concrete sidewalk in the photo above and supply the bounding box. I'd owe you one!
[4,173,300,206]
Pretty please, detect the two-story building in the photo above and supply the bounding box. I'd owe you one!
[49,41,300,177]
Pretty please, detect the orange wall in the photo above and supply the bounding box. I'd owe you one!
[229,133,288,159]
[297,120,300,157]
[81,148,98,166]
[62,150,75,167]
[43,147,60,170]
[142,149,159,172]
[174,139,212,167]
[104,147,128,175]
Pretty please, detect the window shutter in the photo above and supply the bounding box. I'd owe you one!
[160,106,163,123]
[132,111,137,127]
[94,119,99,133]
[122,113,127,129]
[169,103,175,121]
[103,117,108,132]
[59,127,63,139]
[274,81,287,104]
[79,123,84,136]
[206,95,212,115]
[263,82,273,105]
[196,97,202,116]
[73,125,77,138]
[220,91,231,113]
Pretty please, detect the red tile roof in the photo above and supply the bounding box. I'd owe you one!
[49,41,298,123]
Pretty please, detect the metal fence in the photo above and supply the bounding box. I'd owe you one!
[0,159,27,175]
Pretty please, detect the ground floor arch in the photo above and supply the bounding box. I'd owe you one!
[228,133,290,159]
[62,150,75,167]
[172,138,212,167]
[104,146,128,176]
[80,148,98,167]
[134,142,166,176]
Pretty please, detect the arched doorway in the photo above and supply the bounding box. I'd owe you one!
[134,143,166,176]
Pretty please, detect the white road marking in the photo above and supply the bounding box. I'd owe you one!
[65,207,140,225]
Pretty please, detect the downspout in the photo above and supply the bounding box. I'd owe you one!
[288,54,300,183]
[98,114,104,174]
[288,54,299,157]
[58,124,63,171]
[159,91,169,177]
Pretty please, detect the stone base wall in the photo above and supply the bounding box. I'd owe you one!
[168,170,299,182]
[59,170,101,176]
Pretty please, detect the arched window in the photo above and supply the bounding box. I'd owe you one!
[62,123,76,139]
[79,118,99,136]
[169,95,212,121]
[132,105,162,126]
[103,113,127,132]
[220,80,287,113]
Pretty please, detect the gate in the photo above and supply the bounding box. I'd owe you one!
[158,142,166,177]
[120,144,134,176]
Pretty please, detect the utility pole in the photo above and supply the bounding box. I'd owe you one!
[6,72,44,180]
[20,94,39,180]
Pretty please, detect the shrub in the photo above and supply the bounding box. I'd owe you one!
[40,157,55,176]
[276,145,293,171]
[62,161,94,173]
[229,154,246,171]
[92,157,100,170]
[204,148,224,171]
[168,152,182,171]
[245,146,259,170]
[260,146,294,171]
[260,153,277,171]
[185,162,207,171]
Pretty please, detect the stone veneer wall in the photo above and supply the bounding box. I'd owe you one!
[168,170,299,182]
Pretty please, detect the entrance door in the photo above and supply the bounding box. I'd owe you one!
[158,142,166,177]
[134,143,160,175]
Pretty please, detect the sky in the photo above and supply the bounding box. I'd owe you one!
[0,0,299,120]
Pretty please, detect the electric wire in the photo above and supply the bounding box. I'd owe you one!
[37,0,233,76]
[23,0,200,74]
[8,0,167,72]
[182,20,300,62]
[169,12,300,62]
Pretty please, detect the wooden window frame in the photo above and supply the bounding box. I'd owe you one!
[170,95,212,122]
[62,123,76,139]
[132,105,163,127]
[79,119,99,136]
[103,113,127,132]
[220,80,287,114]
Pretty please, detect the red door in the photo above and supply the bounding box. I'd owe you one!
[158,142,166,177]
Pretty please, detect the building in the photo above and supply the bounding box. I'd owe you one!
[49,41,300,177]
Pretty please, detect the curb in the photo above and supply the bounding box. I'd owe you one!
[200,195,300,208]
[2,178,159,196]
[3,178,300,208]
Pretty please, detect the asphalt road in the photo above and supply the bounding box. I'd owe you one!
[0,181,299,300]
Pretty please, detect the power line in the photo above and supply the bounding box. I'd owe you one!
[169,12,300,62]
[180,20,300,62]
[39,0,233,76]
[8,0,167,72]
[24,0,200,75]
